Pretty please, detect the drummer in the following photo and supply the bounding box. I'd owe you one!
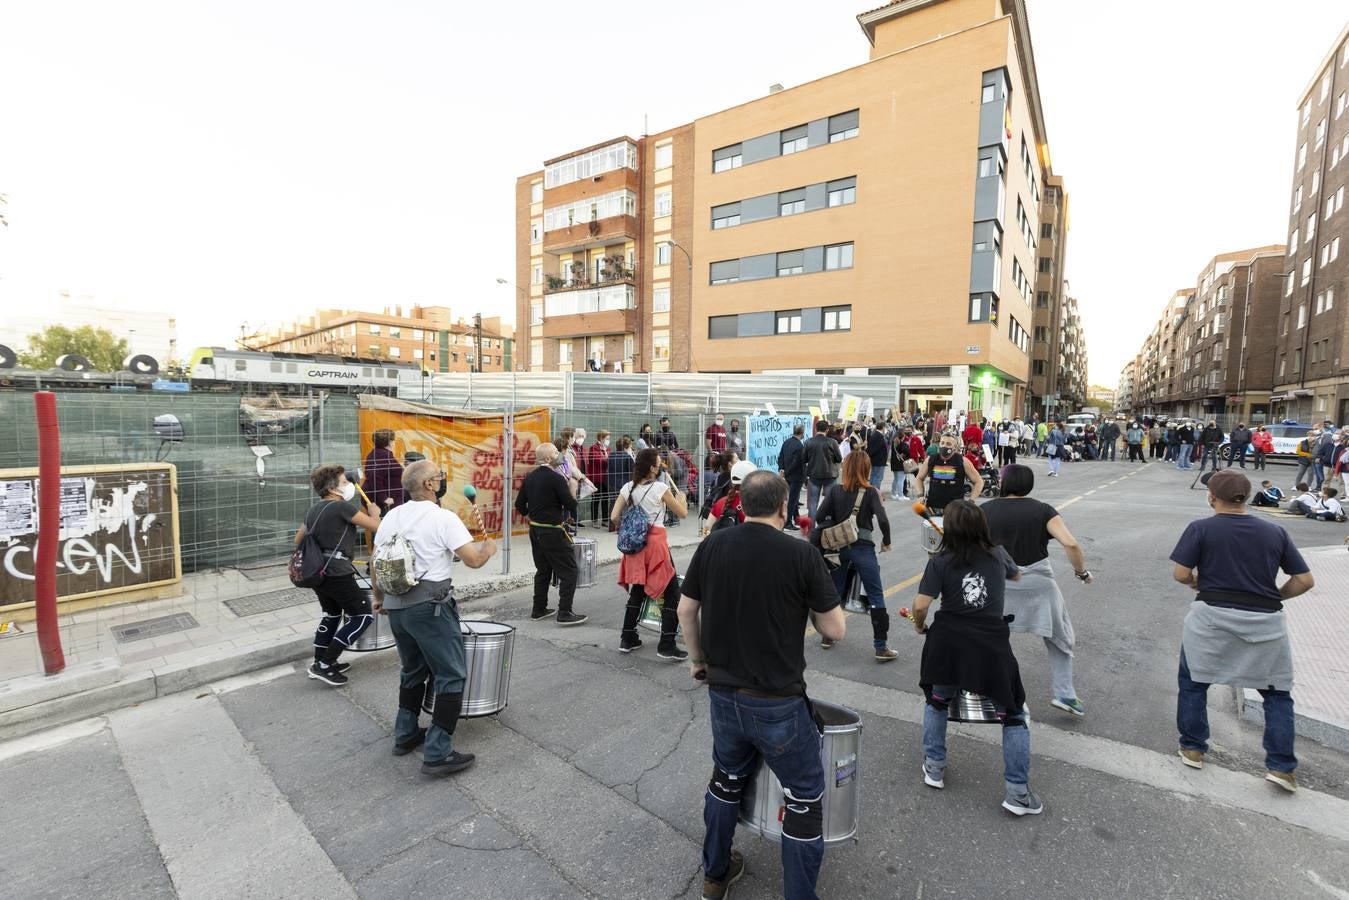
[909,499,1043,816]
[913,431,984,513]
[372,459,497,776]
[514,442,589,626]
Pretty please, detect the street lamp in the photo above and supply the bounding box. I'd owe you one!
[664,240,693,372]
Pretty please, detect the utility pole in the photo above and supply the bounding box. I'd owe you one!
[474,313,483,373]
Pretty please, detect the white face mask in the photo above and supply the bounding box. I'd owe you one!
[339,482,356,501]
[716,418,724,425]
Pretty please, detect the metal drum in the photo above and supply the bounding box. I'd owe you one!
[346,574,397,652]
[552,537,597,589]
[739,699,862,848]
[638,596,663,632]
[947,690,1002,724]
[919,516,944,555]
[421,620,516,717]
[842,569,869,615]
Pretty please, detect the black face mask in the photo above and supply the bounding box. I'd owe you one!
[938,446,956,459]
[661,425,670,432]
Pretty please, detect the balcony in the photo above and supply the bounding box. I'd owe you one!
[544,214,641,254]
[541,283,637,338]
[545,259,635,295]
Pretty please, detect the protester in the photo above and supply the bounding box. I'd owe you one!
[726,418,745,458]
[982,465,1092,717]
[1100,419,1120,462]
[1250,481,1284,508]
[909,500,1042,816]
[1035,419,1049,456]
[677,470,846,900]
[1125,421,1145,462]
[513,443,588,626]
[1286,482,1321,516]
[803,419,843,521]
[705,413,728,453]
[583,430,611,525]
[661,447,689,528]
[1295,485,1344,521]
[296,464,382,686]
[1176,421,1195,470]
[1170,470,1314,791]
[710,460,756,531]
[606,436,636,526]
[612,448,689,659]
[372,460,498,775]
[811,452,896,661]
[1251,425,1273,471]
[1199,421,1224,473]
[1315,427,1342,492]
[362,428,405,513]
[1044,421,1068,476]
[1294,430,1318,488]
[1149,422,1164,459]
[866,422,889,490]
[1227,423,1252,469]
[700,451,736,534]
[777,423,806,529]
[653,416,680,451]
[915,431,985,511]
[889,426,911,500]
[636,423,655,450]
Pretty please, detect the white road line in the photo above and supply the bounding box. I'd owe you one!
[1059,495,1085,509]
[210,663,297,696]
[0,716,107,764]
[1306,869,1349,899]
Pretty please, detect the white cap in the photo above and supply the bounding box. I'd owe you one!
[730,460,757,484]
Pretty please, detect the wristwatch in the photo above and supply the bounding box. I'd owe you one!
[1074,570,1091,581]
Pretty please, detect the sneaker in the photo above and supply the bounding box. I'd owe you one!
[530,607,556,621]
[307,662,348,687]
[783,522,799,532]
[1001,790,1044,816]
[1178,748,1204,769]
[657,646,689,661]
[820,637,835,649]
[702,849,745,900]
[874,648,899,663]
[619,637,643,654]
[556,610,589,627]
[922,760,944,789]
[1264,769,1298,793]
[333,661,351,675]
[392,727,427,757]
[1050,697,1085,717]
[421,751,476,776]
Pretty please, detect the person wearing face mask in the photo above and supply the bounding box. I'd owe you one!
[584,430,611,525]
[705,414,728,454]
[636,423,654,451]
[726,419,745,458]
[295,464,382,686]
[653,416,681,451]
[914,433,985,513]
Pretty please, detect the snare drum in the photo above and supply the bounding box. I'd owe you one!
[919,516,943,555]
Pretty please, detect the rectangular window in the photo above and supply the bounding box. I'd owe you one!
[1298,143,1307,171]
[387,347,402,358]
[1328,286,1336,310]
[624,334,634,359]
[1308,213,1317,240]
[530,339,542,366]
[1279,355,1286,377]
[1342,92,1349,119]
[779,187,806,216]
[655,189,672,217]
[828,109,859,142]
[1290,228,1299,250]
[969,293,998,323]
[532,265,543,285]
[531,182,543,203]
[530,222,542,243]
[1036,291,1049,309]
[822,305,852,331]
[544,141,637,189]
[776,250,804,277]
[824,242,854,270]
[1038,256,1052,273]
[1294,185,1303,214]
[1316,290,1325,314]
[1034,325,1048,342]
[781,124,808,155]
[656,243,672,266]
[1333,236,1342,262]
[652,332,671,361]
[1298,304,1306,329]
[1041,222,1053,239]
[776,310,803,334]
[543,190,637,230]
[713,144,743,172]
[982,83,997,103]
[1293,348,1302,372]
[1321,243,1331,268]
[530,302,543,325]
[711,201,740,229]
[708,315,738,338]
[1322,72,1331,103]
[412,329,424,340]
[1032,359,1046,376]
[709,259,739,285]
[1312,170,1321,194]
[557,341,573,365]
[1315,117,1326,147]
[653,286,670,312]
[369,323,381,335]
[389,327,401,338]
[654,143,673,169]
[827,177,856,207]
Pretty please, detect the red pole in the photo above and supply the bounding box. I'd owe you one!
[34,391,66,675]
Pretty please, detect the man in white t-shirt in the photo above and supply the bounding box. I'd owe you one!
[372,459,497,776]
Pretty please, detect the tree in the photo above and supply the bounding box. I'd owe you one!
[18,324,129,371]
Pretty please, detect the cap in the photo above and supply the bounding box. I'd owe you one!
[1206,469,1250,504]
[730,460,757,484]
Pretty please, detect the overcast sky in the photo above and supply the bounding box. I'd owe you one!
[2,1,1345,384]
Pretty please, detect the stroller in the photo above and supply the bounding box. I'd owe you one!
[978,463,1000,497]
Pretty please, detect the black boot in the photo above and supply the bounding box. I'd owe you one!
[620,586,644,653]
[422,692,475,776]
[871,607,897,662]
[657,604,688,661]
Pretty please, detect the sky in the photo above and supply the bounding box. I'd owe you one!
[1,0,1346,385]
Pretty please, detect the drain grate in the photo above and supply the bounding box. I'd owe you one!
[111,612,200,644]
[240,563,293,582]
[225,587,316,617]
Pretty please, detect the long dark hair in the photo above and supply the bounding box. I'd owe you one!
[632,447,660,483]
[936,500,998,565]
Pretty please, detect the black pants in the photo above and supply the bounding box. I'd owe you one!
[1127,442,1143,461]
[787,476,804,521]
[530,525,577,615]
[312,573,372,662]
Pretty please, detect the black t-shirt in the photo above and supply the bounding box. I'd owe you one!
[924,447,967,511]
[981,497,1059,566]
[681,522,839,696]
[303,500,359,577]
[1169,513,1308,604]
[918,547,1018,620]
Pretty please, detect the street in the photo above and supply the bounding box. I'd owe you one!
[4,456,1349,899]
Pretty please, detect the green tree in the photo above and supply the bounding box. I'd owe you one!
[18,324,129,371]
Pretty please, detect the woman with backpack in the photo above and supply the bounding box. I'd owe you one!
[294,464,382,686]
[809,452,897,662]
[710,460,756,531]
[699,451,737,535]
[611,448,689,659]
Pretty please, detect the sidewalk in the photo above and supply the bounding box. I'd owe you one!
[1239,544,1349,752]
[0,524,705,740]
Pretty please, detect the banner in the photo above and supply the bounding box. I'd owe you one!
[357,396,551,539]
[747,414,812,472]
[840,394,861,422]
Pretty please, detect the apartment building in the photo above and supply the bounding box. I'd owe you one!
[1058,292,1088,408]
[515,0,1078,420]
[1028,174,1071,415]
[254,305,513,373]
[1115,358,1137,412]
[1271,24,1349,425]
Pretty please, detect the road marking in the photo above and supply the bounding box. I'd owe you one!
[883,572,923,598]
[1059,495,1085,509]
[1306,869,1349,899]
[0,716,107,764]
[1084,489,1097,495]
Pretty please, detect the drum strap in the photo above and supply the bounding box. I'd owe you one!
[529,520,575,544]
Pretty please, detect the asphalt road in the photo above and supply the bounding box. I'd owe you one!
[3,453,1349,899]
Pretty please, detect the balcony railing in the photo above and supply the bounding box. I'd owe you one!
[545,259,635,294]
[543,283,636,318]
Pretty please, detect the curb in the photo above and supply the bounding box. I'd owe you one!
[1238,687,1349,754]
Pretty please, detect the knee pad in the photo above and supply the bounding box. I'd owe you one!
[398,684,424,714]
[706,765,747,805]
[431,692,463,734]
[781,787,823,842]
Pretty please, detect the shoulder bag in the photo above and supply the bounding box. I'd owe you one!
[820,488,866,552]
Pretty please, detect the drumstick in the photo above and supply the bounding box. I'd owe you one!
[912,501,944,535]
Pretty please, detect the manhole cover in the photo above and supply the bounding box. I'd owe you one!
[112,612,200,644]
[225,588,315,617]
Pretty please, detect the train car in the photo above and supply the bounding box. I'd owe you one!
[188,347,425,396]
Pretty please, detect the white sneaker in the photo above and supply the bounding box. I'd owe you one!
[922,760,944,789]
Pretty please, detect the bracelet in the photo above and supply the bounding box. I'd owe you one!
[1074,570,1091,580]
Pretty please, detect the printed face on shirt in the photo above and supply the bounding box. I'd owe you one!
[960,571,989,609]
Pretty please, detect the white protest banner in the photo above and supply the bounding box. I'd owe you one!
[840,394,861,421]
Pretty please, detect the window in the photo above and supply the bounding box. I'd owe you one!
[1293,348,1302,372]
[1328,186,1345,219]
[1312,170,1321,195]
[1315,117,1326,148]
[1032,359,1046,376]
[776,250,804,277]
[781,124,808,155]
[544,141,637,188]
[656,243,672,266]
[1321,72,1331,103]
[1034,325,1048,342]
[822,305,852,331]
[652,332,671,361]
[1294,185,1303,214]
[1316,290,1325,314]
[1298,304,1307,329]
[369,323,381,335]
[827,177,856,207]
[530,302,543,325]
[711,202,740,229]
[779,187,806,216]
[530,340,542,366]
[1041,222,1053,239]
[388,327,401,338]
[412,329,424,340]
[1321,242,1331,268]
[1279,355,1286,377]
[713,144,743,172]
[828,110,859,142]
[1038,256,1052,273]
[624,334,634,359]
[530,222,542,243]
[532,265,542,285]
[1333,236,1342,262]
[653,286,670,312]
[543,189,637,230]
[709,315,738,338]
[531,182,543,203]
[1036,291,1049,309]
[368,345,380,356]
[1298,143,1307,171]
[1308,213,1317,241]
[776,310,802,333]
[1328,286,1336,310]
[1338,92,1347,119]
[1008,317,1029,353]
[1290,228,1299,250]
[558,341,572,365]
[969,292,998,323]
[654,143,673,169]
[1281,312,1290,335]
[385,346,400,359]
[655,189,672,218]
[824,242,854,270]
[709,259,739,285]
[1302,103,1311,127]
[428,350,436,361]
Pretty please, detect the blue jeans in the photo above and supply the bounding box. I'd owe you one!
[1177,443,1193,468]
[830,542,887,649]
[1312,462,1325,489]
[868,467,885,490]
[388,599,466,764]
[1200,444,1222,472]
[1228,444,1248,468]
[889,470,907,498]
[704,689,824,900]
[1176,649,1296,773]
[923,685,1030,788]
[807,478,835,521]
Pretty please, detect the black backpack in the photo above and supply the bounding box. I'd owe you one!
[288,502,350,588]
[710,497,741,533]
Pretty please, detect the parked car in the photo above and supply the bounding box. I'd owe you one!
[1216,422,1313,464]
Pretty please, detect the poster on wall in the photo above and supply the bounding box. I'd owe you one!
[357,395,552,539]
[747,414,813,472]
